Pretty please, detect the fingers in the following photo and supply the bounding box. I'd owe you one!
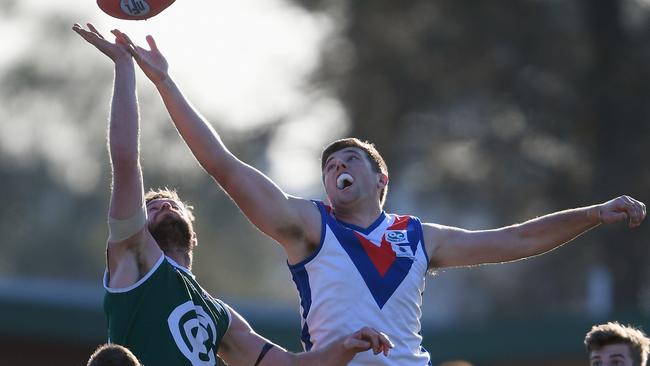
[111,29,139,58]
[377,331,393,356]
[71,23,93,38]
[344,338,371,350]
[110,29,125,47]
[114,30,136,49]
[72,23,133,62]
[605,195,647,228]
[351,327,394,356]
[146,35,159,51]
[87,23,105,39]
[639,202,646,220]
[72,23,109,45]
[72,23,105,47]
[619,196,643,228]
[71,23,83,36]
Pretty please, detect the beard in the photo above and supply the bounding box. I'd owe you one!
[149,214,192,255]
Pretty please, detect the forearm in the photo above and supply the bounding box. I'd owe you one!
[509,205,601,257]
[151,76,304,239]
[154,77,234,178]
[289,338,356,366]
[430,197,645,267]
[109,60,139,168]
[108,59,144,217]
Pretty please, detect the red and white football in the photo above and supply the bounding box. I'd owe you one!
[97,0,176,20]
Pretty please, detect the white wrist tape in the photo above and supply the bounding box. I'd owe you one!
[108,206,147,242]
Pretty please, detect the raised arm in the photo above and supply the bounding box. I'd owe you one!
[116,31,319,263]
[218,305,392,366]
[73,24,162,287]
[426,195,646,268]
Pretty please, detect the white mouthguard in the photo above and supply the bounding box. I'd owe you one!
[336,173,354,189]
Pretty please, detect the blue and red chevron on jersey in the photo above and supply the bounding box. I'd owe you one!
[288,201,431,366]
[334,213,421,309]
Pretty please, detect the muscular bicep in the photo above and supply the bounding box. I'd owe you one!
[424,223,523,268]
[216,159,322,261]
[218,305,293,366]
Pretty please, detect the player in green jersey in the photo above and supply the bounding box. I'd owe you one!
[73,22,393,366]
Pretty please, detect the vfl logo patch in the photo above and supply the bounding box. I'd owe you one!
[390,242,415,259]
[121,0,150,16]
[168,301,217,366]
[385,230,408,244]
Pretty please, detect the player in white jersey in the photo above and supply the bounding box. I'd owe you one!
[118,31,647,365]
[289,202,431,364]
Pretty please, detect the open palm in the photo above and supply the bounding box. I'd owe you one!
[114,30,169,85]
[72,23,131,62]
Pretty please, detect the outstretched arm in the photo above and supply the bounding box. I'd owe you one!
[218,305,393,366]
[426,195,646,268]
[116,31,319,263]
[72,24,161,287]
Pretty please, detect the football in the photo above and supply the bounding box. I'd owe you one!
[97,0,176,20]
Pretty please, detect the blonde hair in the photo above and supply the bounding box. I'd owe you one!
[145,187,195,221]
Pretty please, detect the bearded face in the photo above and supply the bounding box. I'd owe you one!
[148,207,193,255]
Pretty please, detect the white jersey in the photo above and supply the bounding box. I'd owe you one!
[288,201,431,365]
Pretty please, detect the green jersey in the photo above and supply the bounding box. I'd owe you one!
[103,255,230,366]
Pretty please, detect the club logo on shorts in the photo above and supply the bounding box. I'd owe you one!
[168,301,218,366]
[120,0,151,16]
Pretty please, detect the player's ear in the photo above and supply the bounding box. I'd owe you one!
[378,173,389,189]
[191,232,198,247]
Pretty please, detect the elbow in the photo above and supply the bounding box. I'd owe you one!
[206,158,239,188]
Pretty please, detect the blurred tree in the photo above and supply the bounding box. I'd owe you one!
[288,0,650,320]
[1,0,648,328]
[0,8,296,302]
[582,0,650,310]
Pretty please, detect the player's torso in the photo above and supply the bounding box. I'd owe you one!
[104,256,230,366]
[289,201,431,365]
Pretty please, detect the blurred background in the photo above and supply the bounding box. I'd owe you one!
[1,0,649,365]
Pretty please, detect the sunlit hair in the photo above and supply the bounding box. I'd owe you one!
[584,321,650,366]
[87,344,142,366]
[145,188,195,222]
[321,138,389,207]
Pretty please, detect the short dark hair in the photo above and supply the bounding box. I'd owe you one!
[87,344,141,366]
[321,138,389,207]
[585,322,650,366]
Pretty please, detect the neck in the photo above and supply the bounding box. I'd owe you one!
[167,249,192,270]
[332,201,383,229]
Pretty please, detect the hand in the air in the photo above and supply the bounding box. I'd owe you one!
[72,23,131,63]
[112,30,169,85]
[598,195,646,228]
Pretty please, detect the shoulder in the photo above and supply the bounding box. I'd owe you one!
[106,230,165,289]
[105,252,166,293]
[420,222,465,265]
[282,197,324,257]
